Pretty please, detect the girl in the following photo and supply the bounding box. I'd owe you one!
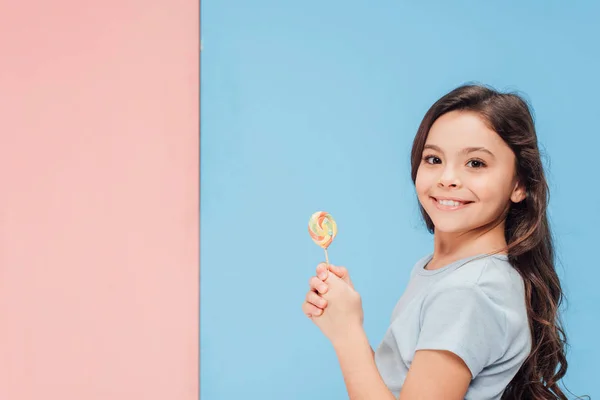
[302,84,571,399]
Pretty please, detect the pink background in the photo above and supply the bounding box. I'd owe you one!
[0,1,199,399]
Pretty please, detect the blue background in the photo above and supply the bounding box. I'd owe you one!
[201,1,598,398]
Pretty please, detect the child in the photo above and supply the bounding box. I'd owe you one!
[302,84,570,399]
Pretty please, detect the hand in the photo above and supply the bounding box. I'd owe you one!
[305,263,364,344]
[302,263,352,318]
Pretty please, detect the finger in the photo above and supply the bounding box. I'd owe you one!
[329,265,352,287]
[302,301,323,317]
[305,290,328,309]
[329,265,347,279]
[309,276,328,294]
[316,263,328,280]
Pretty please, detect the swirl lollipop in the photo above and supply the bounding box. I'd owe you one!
[308,211,338,265]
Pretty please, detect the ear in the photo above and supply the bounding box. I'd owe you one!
[510,180,526,203]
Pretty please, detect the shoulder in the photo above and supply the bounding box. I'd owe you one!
[424,255,528,333]
[436,255,524,299]
[409,253,434,278]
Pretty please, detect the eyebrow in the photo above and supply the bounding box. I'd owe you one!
[423,144,496,158]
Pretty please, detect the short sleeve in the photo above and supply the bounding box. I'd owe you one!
[415,282,507,377]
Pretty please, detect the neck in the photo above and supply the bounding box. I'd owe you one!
[432,219,508,265]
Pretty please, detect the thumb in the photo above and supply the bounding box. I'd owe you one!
[328,265,353,287]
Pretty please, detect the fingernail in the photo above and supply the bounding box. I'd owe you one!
[319,285,327,293]
[318,270,327,280]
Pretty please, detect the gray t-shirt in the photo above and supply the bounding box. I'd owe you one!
[374,253,531,399]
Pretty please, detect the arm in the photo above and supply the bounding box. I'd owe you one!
[314,271,475,399]
[399,350,471,400]
[333,327,471,400]
[332,326,396,400]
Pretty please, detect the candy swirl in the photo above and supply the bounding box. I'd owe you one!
[308,211,338,249]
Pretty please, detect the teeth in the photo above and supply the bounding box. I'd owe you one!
[438,199,463,207]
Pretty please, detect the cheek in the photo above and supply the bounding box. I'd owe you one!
[415,168,434,197]
[470,179,511,208]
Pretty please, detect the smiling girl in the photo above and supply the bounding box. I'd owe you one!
[302,84,571,399]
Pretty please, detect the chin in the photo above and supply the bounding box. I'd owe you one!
[430,221,473,234]
[422,209,474,234]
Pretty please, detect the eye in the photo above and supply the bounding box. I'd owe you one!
[466,159,486,168]
[422,155,442,165]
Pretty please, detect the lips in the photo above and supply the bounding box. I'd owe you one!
[430,196,474,211]
[431,195,473,203]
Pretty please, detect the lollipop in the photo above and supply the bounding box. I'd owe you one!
[308,211,338,265]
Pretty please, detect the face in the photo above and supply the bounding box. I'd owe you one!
[415,110,526,234]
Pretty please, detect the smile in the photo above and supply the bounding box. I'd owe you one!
[430,196,473,211]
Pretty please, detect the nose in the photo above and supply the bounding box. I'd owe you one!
[437,167,461,188]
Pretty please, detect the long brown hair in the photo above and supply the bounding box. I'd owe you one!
[409,84,578,399]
